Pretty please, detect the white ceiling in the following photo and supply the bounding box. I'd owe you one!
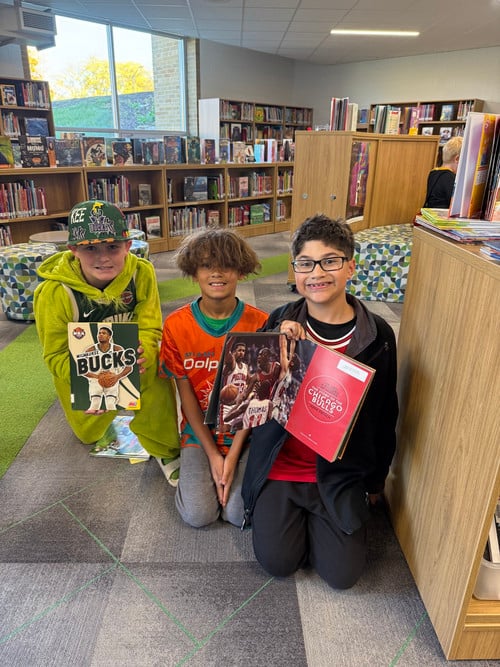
[29,0,500,65]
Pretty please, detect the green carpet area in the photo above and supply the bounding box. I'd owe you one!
[157,253,288,302]
[1,252,289,478]
[0,324,56,478]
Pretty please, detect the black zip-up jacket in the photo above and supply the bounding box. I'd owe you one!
[241,294,398,534]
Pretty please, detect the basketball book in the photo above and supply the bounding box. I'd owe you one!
[68,322,141,412]
[205,332,375,462]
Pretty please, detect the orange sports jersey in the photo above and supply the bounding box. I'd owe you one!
[159,298,267,452]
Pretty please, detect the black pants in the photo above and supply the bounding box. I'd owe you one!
[252,480,366,589]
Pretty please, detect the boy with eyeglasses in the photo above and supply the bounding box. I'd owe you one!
[237,214,399,590]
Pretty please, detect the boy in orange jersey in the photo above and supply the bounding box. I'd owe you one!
[159,229,267,528]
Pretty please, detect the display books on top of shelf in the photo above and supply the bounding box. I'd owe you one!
[131,138,145,164]
[89,415,150,460]
[142,140,165,165]
[480,240,500,262]
[0,135,14,168]
[54,138,83,167]
[164,135,185,164]
[449,112,500,219]
[144,215,161,239]
[415,209,500,243]
[231,141,246,164]
[112,140,133,165]
[46,137,56,167]
[201,138,216,164]
[81,137,106,166]
[1,83,17,106]
[186,136,201,164]
[219,139,230,163]
[68,322,141,412]
[138,183,152,206]
[205,332,375,462]
[18,134,49,168]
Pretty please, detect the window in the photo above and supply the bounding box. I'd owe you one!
[28,15,187,137]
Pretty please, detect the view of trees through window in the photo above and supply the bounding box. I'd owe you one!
[28,15,186,137]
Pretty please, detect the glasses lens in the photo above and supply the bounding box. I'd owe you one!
[292,260,313,272]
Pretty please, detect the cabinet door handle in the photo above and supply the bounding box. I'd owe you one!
[330,194,337,201]
[301,193,308,199]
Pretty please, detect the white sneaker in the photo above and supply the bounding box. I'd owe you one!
[155,456,180,488]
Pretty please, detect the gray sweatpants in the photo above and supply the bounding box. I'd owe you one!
[175,446,249,528]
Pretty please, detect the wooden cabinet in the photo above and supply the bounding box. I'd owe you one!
[385,227,500,660]
[0,77,55,139]
[199,97,313,155]
[0,162,294,251]
[368,98,483,142]
[291,131,438,232]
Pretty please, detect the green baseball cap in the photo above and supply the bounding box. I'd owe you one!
[67,200,131,245]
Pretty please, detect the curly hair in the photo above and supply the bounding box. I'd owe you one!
[291,214,355,260]
[174,228,261,278]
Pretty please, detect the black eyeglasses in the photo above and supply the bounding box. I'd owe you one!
[291,256,348,273]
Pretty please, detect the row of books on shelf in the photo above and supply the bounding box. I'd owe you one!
[0,223,13,245]
[0,134,294,169]
[183,175,224,202]
[0,112,50,138]
[168,207,220,237]
[0,180,47,219]
[421,125,464,143]
[329,97,358,131]
[372,105,402,134]
[0,81,51,109]
[228,202,271,227]
[228,173,273,199]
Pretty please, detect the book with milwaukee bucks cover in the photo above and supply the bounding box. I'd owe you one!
[205,332,375,462]
[68,322,141,411]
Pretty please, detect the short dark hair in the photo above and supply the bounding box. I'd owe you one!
[175,228,261,278]
[99,326,112,336]
[291,214,355,260]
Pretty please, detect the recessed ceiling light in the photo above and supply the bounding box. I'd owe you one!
[330,29,419,37]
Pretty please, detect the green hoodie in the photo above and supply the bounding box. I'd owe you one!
[34,250,179,458]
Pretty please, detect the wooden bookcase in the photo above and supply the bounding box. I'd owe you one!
[0,162,294,252]
[368,98,483,141]
[198,97,313,156]
[0,77,55,139]
[385,227,500,660]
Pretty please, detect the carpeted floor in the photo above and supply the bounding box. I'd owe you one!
[1,232,489,666]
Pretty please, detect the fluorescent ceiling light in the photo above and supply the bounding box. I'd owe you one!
[330,29,419,37]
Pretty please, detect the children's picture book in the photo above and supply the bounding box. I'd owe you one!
[68,322,141,412]
[54,138,83,167]
[89,415,150,460]
[18,134,49,167]
[164,135,185,164]
[0,135,14,168]
[205,332,375,462]
[186,135,201,164]
[1,83,17,106]
[138,183,152,206]
[144,214,161,239]
[81,137,107,166]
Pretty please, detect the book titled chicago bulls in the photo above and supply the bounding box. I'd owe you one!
[205,332,374,461]
[68,322,141,411]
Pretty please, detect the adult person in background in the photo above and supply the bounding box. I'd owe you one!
[423,136,463,209]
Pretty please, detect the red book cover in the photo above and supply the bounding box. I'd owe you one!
[205,332,374,461]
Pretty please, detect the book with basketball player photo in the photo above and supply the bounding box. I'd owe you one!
[68,322,141,412]
[205,332,375,462]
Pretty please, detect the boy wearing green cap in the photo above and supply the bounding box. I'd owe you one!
[34,200,180,482]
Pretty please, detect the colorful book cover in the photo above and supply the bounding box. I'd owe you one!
[164,135,185,164]
[81,137,107,166]
[201,138,216,164]
[138,183,152,206]
[219,139,230,163]
[131,138,145,164]
[89,415,149,460]
[68,322,141,412]
[184,176,208,201]
[144,215,161,239]
[0,135,14,168]
[142,140,165,165]
[1,83,17,106]
[205,332,375,462]
[54,138,83,167]
[112,140,133,165]
[18,134,49,167]
[186,135,201,164]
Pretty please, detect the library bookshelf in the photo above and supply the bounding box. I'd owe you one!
[0,162,295,252]
[0,77,55,139]
[385,227,500,660]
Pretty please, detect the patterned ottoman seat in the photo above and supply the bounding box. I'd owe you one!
[348,224,413,303]
[0,242,58,321]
